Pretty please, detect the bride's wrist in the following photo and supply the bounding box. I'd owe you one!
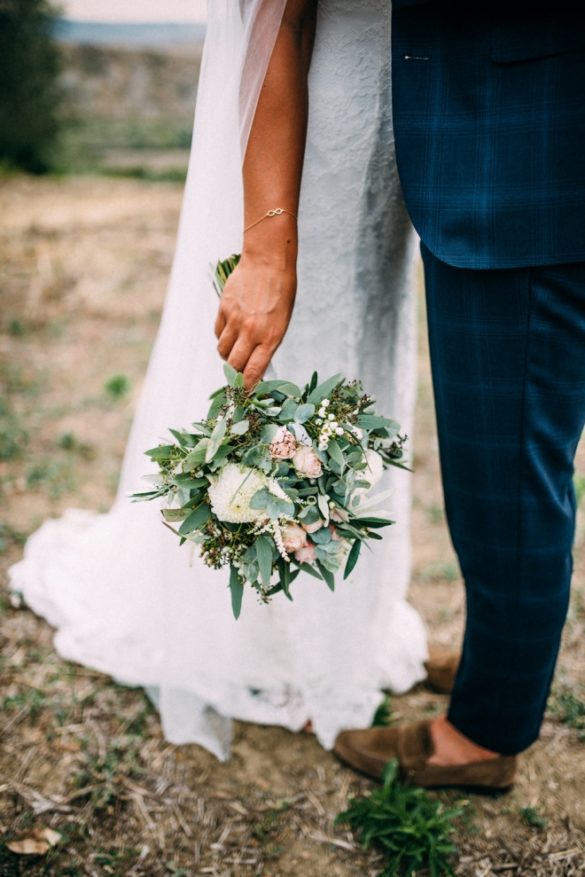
[242,213,298,270]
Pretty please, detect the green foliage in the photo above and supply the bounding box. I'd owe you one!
[0,521,27,554]
[520,806,548,830]
[104,373,131,400]
[75,738,144,810]
[550,688,585,739]
[57,431,95,459]
[336,761,463,877]
[575,473,585,507]
[7,318,26,337]
[0,0,64,173]
[101,165,187,184]
[419,560,460,584]
[2,687,47,723]
[0,398,28,461]
[26,457,75,498]
[372,695,392,728]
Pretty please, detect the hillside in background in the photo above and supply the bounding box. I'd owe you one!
[55,19,206,50]
[61,43,202,122]
[57,38,203,180]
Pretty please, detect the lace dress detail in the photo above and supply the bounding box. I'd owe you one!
[9,0,427,761]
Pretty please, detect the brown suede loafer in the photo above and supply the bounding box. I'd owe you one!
[424,645,460,694]
[334,721,517,791]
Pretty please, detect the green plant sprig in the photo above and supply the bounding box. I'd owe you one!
[336,761,463,877]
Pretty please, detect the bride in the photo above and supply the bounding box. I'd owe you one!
[9,0,427,761]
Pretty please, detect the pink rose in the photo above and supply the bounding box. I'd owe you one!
[295,543,317,564]
[293,446,323,478]
[269,426,297,460]
[302,519,322,534]
[281,523,308,553]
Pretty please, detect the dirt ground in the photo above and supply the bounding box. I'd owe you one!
[1,175,584,876]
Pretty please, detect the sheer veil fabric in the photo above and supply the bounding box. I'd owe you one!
[9,0,428,761]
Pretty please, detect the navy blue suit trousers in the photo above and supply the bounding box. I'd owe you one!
[422,247,585,754]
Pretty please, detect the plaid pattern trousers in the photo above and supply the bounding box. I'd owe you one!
[422,248,585,754]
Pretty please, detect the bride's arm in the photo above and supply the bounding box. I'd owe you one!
[214,0,317,390]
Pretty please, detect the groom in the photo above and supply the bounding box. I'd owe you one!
[334,2,585,788]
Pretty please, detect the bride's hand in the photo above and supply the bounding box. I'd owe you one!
[214,250,297,391]
[214,0,317,390]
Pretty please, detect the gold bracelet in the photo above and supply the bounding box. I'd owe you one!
[243,207,297,233]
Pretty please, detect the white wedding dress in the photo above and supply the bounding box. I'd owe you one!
[9,0,427,761]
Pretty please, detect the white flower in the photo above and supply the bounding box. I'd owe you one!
[328,413,335,421]
[322,399,330,407]
[335,426,344,436]
[352,450,384,503]
[363,449,384,488]
[208,463,285,524]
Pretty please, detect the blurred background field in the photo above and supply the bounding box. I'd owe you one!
[1,4,584,876]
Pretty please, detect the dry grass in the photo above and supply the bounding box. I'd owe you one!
[0,175,584,876]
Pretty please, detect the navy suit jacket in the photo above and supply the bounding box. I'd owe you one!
[391,2,585,268]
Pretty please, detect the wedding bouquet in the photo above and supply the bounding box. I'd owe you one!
[132,257,408,618]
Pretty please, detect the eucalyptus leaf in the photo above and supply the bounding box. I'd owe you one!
[249,487,270,510]
[295,403,315,424]
[307,373,343,405]
[254,379,301,397]
[184,440,209,469]
[179,504,211,535]
[174,474,208,489]
[230,419,250,436]
[357,414,397,431]
[168,428,196,448]
[206,392,226,421]
[130,489,166,502]
[260,423,280,443]
[278,399,299,422]
[310,527,332,545]
[205,417,227,463]
[316,560,335,591]
[229,566,244,619]
[344,539,361,579]
[317,493,330,522]
[256,534,274,588]
[162,508,189,522]
[145,444,176,462]
[354,516,394,529]
[327,439,345,470]
[223,362,239,387]
[298,562,323,581]
[278,559,294,601]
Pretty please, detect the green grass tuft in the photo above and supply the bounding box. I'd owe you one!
[336,760,463,877]
[372,694,392,727]
[550,688,585,739]
[104,374,131,401]
[575,473,585,507]
[520,806,548,830]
